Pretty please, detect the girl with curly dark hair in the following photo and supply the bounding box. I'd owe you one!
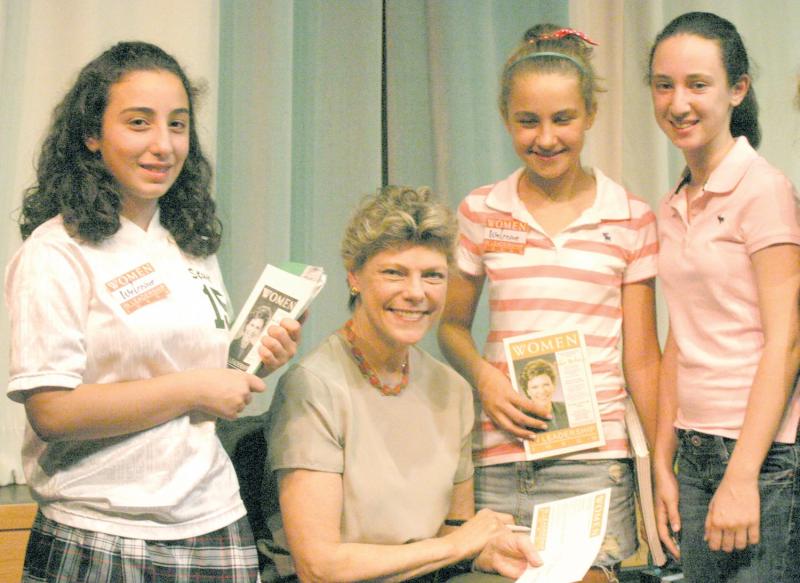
[20,41,220,255]
[6,41,300,582]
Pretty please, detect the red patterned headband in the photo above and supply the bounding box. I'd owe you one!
[528,28,598,46]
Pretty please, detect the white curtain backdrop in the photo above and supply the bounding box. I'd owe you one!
[2,0,799,485]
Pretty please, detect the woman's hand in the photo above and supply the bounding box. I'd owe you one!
[445,508,516,559]
[704,474,760,552]
[654,461,681,559]
[473,531,542,577]
[258,317,302,375]
[476,361,550,439]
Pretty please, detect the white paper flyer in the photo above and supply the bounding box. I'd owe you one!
[516,488,611,583]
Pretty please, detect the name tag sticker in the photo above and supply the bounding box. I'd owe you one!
[105,263,170,314]
[484,218,528,254]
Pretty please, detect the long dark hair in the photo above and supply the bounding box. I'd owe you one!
[647,12,760,148]
[19,41,221,256]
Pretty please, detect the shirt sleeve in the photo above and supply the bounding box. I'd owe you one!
[267,363,345,474]
[739,170,800,255]
[623,198,659,284]
[455,197,486,277]
[5,236,91,401]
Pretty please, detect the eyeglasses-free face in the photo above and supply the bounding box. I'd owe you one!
[650,34,748,165]
[504,70,595,190]
[85,69,190,228]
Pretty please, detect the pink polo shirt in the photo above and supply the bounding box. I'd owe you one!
[658,137,800,443]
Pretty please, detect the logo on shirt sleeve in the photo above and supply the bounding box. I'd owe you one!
[105,263,170,314]
[484,218,529,254]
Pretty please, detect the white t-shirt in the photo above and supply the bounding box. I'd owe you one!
[5,212,245,539]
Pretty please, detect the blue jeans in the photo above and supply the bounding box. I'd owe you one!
[676,429,800,583]
[474,459,637,567]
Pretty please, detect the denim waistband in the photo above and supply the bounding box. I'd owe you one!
[675,429,735,458]
[677,427,800,446]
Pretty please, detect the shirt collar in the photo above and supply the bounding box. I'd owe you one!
[118,207,168,242]
[703,136,758,194]
[484,168,523,213]
[671,136,758,197]
[589,168,631,221]
[484,167,631,225]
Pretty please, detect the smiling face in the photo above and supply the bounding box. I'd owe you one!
[505,70,595,187]
[85,69,190,228]
[348,244,448,354]
[526,374,556,406]
[650,34,747,165]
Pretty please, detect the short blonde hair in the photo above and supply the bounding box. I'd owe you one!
[341,186,457,308]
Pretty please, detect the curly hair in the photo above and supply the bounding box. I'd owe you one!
[341,185,457,310]
[499,23,604,120]
[519,358,557,389]
[647,12,760,149]
[19,41,221,257]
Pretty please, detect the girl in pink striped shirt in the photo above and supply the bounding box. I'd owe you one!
[439,24,660,583]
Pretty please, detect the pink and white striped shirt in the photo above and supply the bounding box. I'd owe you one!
[456,168,658,465]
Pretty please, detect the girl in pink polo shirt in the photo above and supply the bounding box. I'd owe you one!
[439,24,661,583]
[649,12,800,582]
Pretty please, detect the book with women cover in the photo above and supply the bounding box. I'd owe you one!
[227,262,326,374]
[504,329,605,460]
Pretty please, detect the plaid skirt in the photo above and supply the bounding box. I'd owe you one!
[22,511,261,583]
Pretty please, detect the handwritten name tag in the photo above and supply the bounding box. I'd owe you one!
[105,263,170,314]
[484,218,528,254]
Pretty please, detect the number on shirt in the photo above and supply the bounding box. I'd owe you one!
[202,284,230,329]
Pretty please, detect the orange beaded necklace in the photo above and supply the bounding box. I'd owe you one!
[343,319,409,396]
